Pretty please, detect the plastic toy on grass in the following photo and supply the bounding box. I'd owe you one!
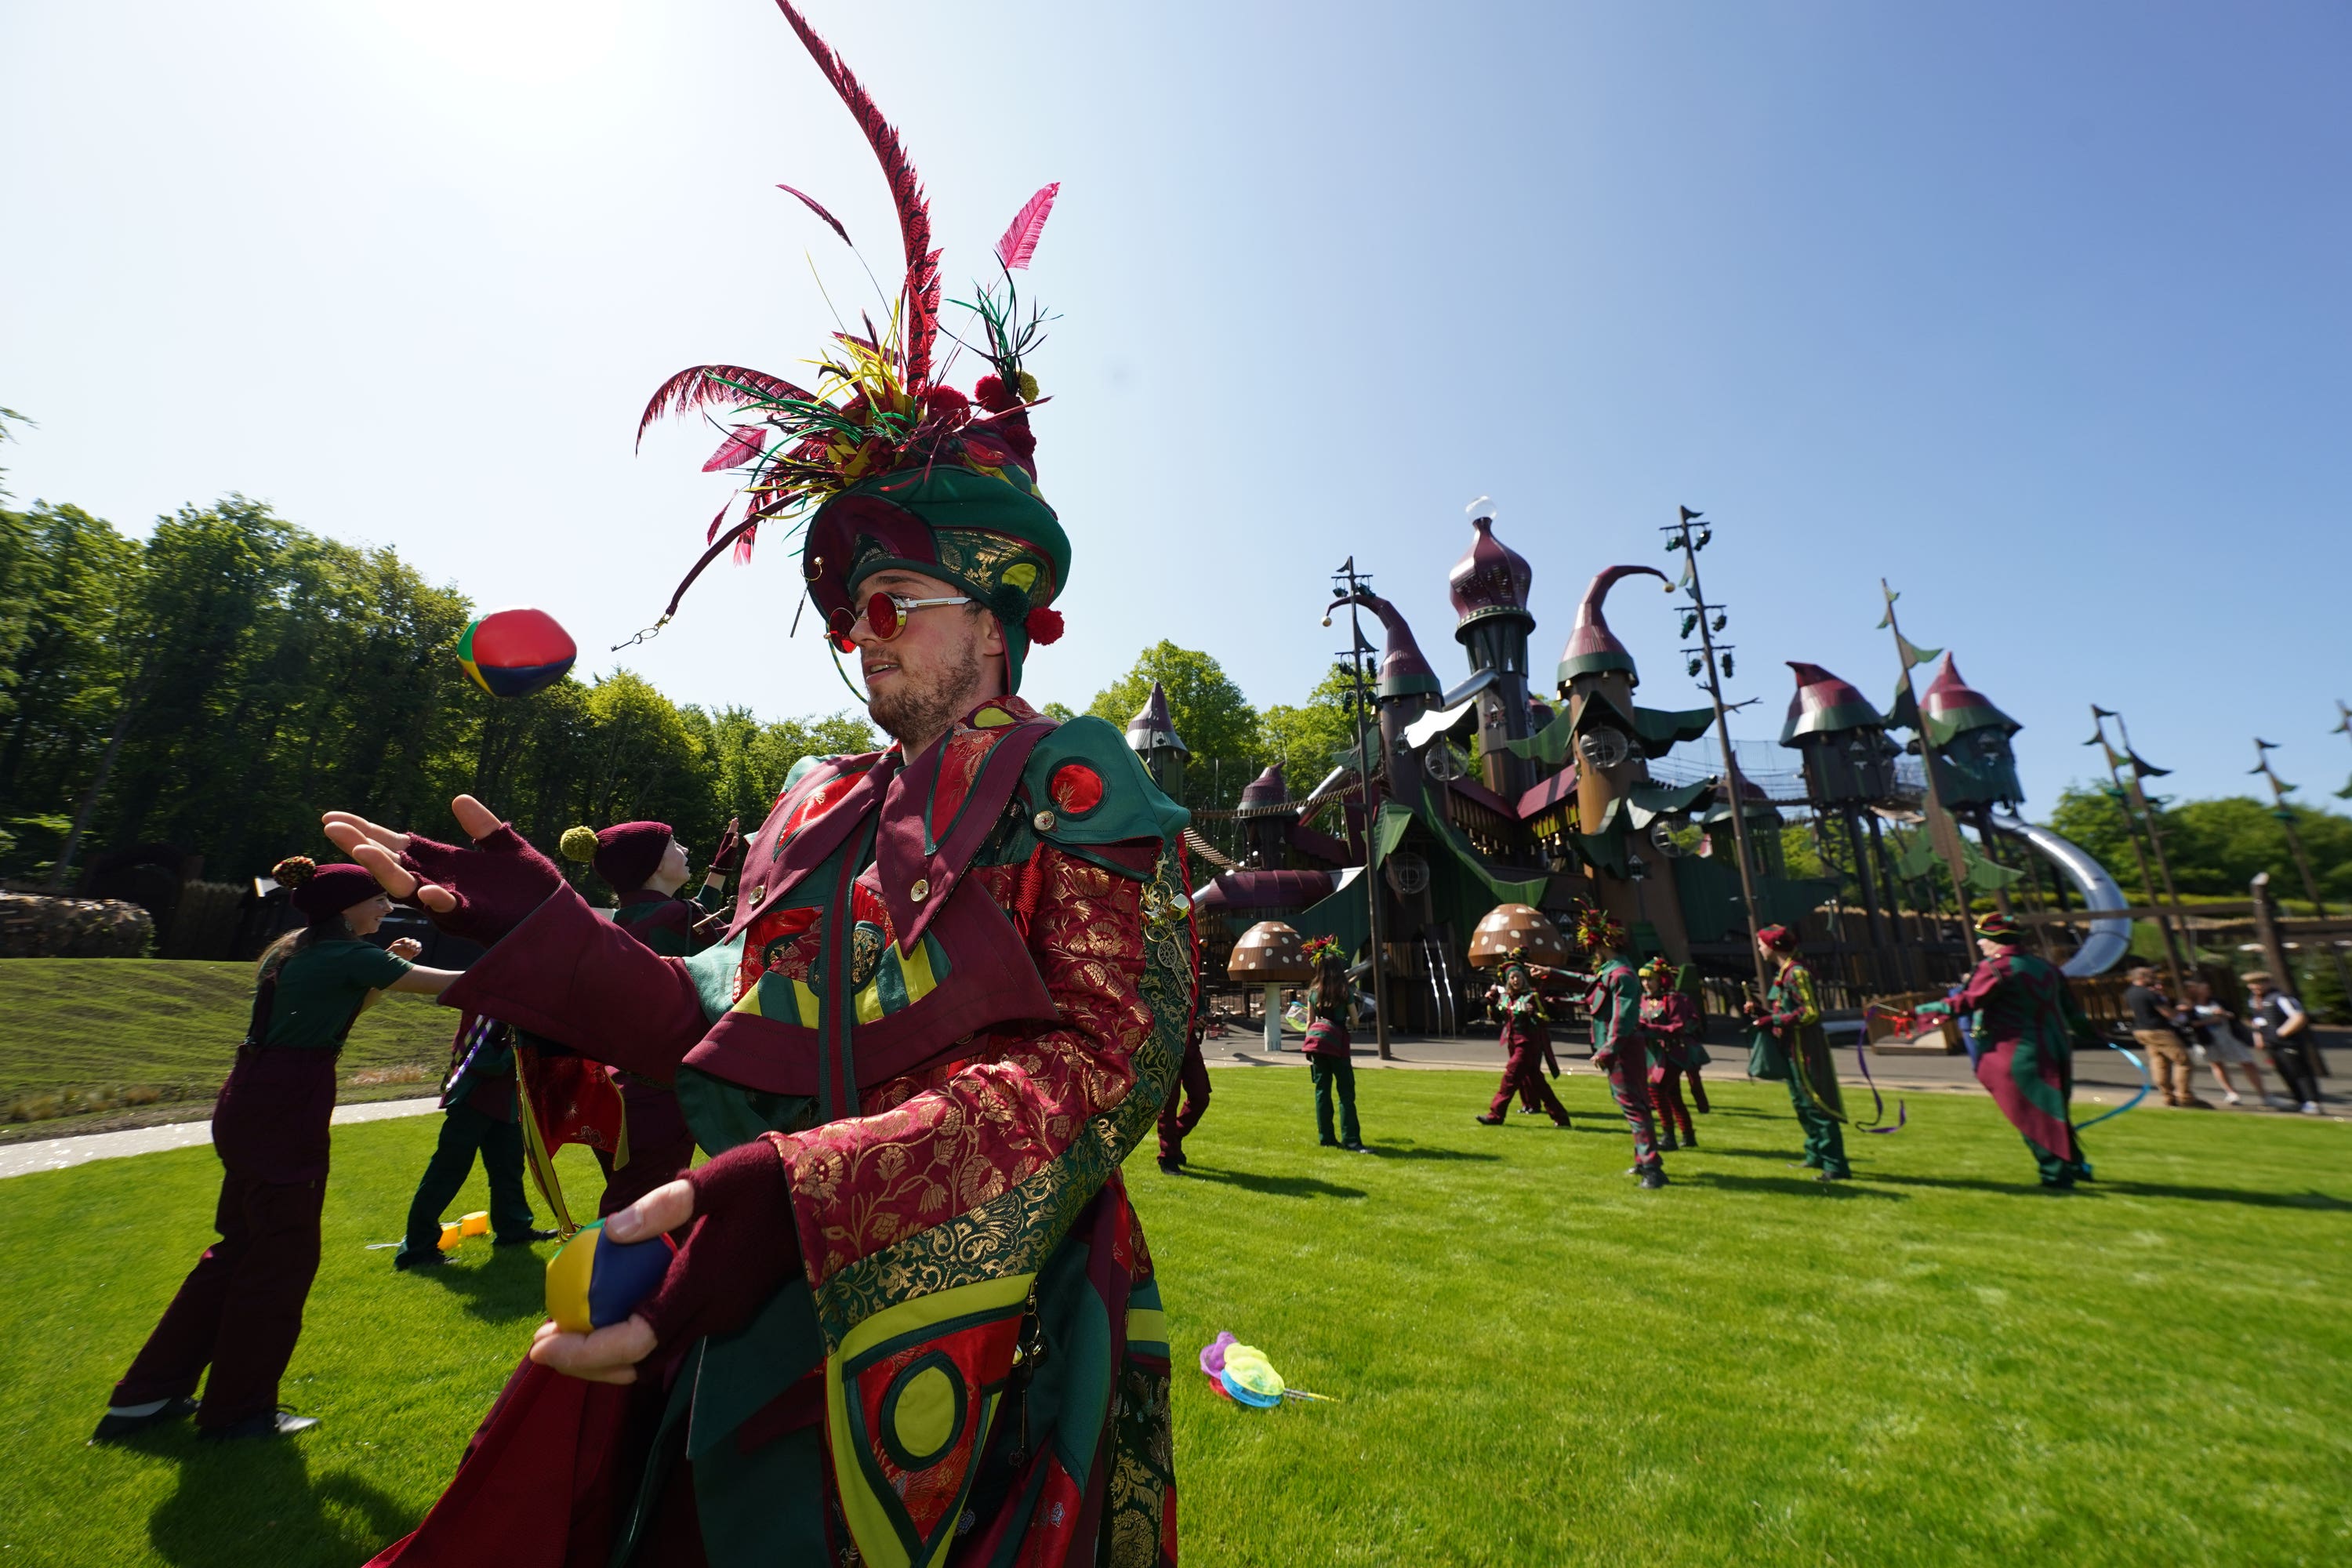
[543,1218,677,1334]
[1197,1331,1337,1407]
[457,607,577,698]
[434,1210,492,1252]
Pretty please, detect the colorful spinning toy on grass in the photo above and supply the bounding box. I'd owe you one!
[1197,1332,1337,1407]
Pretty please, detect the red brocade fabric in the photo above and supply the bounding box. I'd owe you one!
[768,845,1151,1287]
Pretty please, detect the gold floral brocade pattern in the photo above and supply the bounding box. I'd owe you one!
[777,845,1152,1293]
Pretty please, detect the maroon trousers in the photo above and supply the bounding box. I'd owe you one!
[596,1075,698,1218]
[1157,1036,1211,1162]
[113,1168,327,1430]
[1605,1053,1664,1172]
[1649,1065,1694,1141]
[1490,1044,1570,1123]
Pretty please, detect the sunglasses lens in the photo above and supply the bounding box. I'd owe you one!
[866,592,902,640]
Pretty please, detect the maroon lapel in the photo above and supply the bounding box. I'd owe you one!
[727,751,899,942]
[874,720,1054,953]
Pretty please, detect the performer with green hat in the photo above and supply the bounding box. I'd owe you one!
[1915,911,2098,1189]
[1580,906,1667,1187]
[1477,949,1572,1127]
[342,7,1192,1562]
[1746,925,1851,1180]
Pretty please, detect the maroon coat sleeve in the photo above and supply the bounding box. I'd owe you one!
[441,883,709,1083]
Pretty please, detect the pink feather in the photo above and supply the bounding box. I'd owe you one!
[731,522,758,565]
[702,426,768,472]
[994,183,1060,270]
[705,499,733,545]
[775,183,851,246]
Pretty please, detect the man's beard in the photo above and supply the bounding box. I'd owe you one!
[868,637,985,747]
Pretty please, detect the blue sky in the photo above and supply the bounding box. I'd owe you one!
[5,1,2347,812]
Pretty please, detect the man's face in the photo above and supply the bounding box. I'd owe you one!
[851,568,1004,744]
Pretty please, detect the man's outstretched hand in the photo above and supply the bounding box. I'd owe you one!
[323,794,563,946]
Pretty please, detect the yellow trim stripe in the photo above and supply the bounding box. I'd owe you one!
[826,1272,1035,1568]
[1126,1307,1169,1348]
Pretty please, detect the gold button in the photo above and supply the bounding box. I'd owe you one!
[910,877,931,901]
[1033,810,1057,833]
[750,884,764,905]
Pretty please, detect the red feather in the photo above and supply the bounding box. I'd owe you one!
[771,0,938,389]
[706,499,733,544]
[702,426,769,472]
[636,364,815,450]
[775,183,851,246]
[732,521,759,565]
[995,183,1060,270]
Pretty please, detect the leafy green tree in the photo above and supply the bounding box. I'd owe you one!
[2045,783,2352,903]
[1086,641,1261,808]
[1256,662,1360,797]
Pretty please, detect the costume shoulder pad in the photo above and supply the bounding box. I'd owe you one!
[1018,714,1189,851]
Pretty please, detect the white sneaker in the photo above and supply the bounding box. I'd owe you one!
[2223,1091,2241,1105]
[2302,1102,2321,1115]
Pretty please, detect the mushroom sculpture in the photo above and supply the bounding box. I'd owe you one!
[1467,903,1575,970]
[1228,920,1315,1054]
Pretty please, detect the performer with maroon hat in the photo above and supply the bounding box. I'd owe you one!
[1745,924,1851,1180]
[1915,911,2098,1189]
[560,816,742,1214]
[336,7,1193,1559]
[93,857,463,1443]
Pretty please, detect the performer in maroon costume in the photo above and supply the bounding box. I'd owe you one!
[1156,1011,1211,1174]
[1640,958,1700,1149]
[561,818,740,1215]
[1478,953,1571,1127]
[93,858,462,1443]
[1580,906,1668,1188]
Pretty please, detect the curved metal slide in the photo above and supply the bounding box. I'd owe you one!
[1988,809,2131,978]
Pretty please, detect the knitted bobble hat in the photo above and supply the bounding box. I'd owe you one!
[277,856,383,925]
[562,821,673,893]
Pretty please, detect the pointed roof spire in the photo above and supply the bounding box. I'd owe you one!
[1125,680,1189,757]
[1330,590,1440,700]
[1920,653,2019,744]
[1555,565,1669,685]
[1239,761,1290,808]
[1448,500,1534,642]
[1780,661,1885,745]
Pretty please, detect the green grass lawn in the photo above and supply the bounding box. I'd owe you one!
[0,960,453,1127]
[2,1069,2347,1566]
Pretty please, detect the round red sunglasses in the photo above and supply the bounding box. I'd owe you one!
[827,590,972,652]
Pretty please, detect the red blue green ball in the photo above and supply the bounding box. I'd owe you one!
[458,608,576,698]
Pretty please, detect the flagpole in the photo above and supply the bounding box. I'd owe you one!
[2252,738,2352,1029]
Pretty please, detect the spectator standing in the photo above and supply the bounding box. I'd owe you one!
[2181,977,2272,1108]
[2245,971,2324,1115]
[2123,965,2205,1108]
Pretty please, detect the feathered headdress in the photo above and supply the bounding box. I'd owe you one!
[1571,902,1627,955]
[634,1,1069,689]
[1973,911,2024,946]
[1301,935,1341,966]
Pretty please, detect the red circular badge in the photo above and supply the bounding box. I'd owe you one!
[1050,763,1105,815]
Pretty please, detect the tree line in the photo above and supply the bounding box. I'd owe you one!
[0,488,1360,898]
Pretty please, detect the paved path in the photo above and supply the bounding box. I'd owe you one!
[0,1096,441,1181]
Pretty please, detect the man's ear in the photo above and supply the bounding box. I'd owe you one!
[980,612,1007,657]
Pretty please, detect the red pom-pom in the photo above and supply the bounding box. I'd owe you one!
[1024,606,1065,646]
[923,386,971,424]
[972,375,1017,413]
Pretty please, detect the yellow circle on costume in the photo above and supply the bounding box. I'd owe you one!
[892,1363,958,1461]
